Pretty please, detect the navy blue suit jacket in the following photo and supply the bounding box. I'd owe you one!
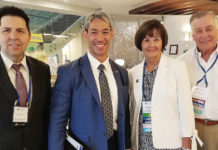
[48,53,130,150]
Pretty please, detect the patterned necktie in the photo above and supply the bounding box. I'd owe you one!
[12,64,28,107]
[98,64,114,139]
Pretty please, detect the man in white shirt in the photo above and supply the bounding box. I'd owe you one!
[0,6,51,150]
[179,10,218,150]
[48,11,131,150]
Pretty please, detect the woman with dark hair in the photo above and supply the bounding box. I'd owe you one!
[129,19,196,150]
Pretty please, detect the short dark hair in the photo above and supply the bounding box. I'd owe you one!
[0,6,30,32]
[135,19,168,51]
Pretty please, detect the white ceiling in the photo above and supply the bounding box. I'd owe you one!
[0,0,159,16]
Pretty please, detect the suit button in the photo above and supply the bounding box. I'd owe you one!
[23,148,27,150]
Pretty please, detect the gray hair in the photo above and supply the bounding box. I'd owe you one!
[83,11,113,32]
[190,10,218,29]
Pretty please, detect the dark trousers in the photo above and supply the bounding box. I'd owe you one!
[107,131,118,150]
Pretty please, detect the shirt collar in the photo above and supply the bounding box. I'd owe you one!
[0,50,28,72]
[195,43,218,57]
[87,51,110,71]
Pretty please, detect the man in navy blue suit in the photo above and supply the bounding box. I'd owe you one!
[48,11,131,150]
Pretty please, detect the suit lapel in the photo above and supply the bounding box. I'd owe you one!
[0,55,17,105]
[110,60,120,83]
[110,60,122,89]
[109,60,124,115]
[135,60,144,103]
[152,54,168,107]
[26,56,39,121]
[80,54,101,108]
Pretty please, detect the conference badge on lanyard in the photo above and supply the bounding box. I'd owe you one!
[13,105,29,125]
[191,86,209,118]
[192,49,218,118]
[142,101,152,132]
[13,100,29,126]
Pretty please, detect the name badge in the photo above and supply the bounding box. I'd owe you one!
[142,101,152,132]
[13,106,28,123]
[192,86,209,118]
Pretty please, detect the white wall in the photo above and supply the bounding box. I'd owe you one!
[69,33,83,60]
[163,15,195,57]
[62,33,84,64]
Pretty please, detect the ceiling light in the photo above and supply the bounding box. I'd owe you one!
[53,35,68,38]
[43,33,68,38]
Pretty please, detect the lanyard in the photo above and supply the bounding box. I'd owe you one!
[15,65,32,106]
[196,49,218,87]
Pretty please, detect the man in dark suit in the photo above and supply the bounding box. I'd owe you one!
[48,11,131,150]
[0,6,51,150]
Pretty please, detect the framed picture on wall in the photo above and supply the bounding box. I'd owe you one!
[169,44,178,55]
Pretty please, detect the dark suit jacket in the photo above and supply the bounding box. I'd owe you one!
[0,55,51,150]
[48,53,131,150]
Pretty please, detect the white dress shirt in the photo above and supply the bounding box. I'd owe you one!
[1,51,31,105]
[87,51,118,130]
[179,44,218,120]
